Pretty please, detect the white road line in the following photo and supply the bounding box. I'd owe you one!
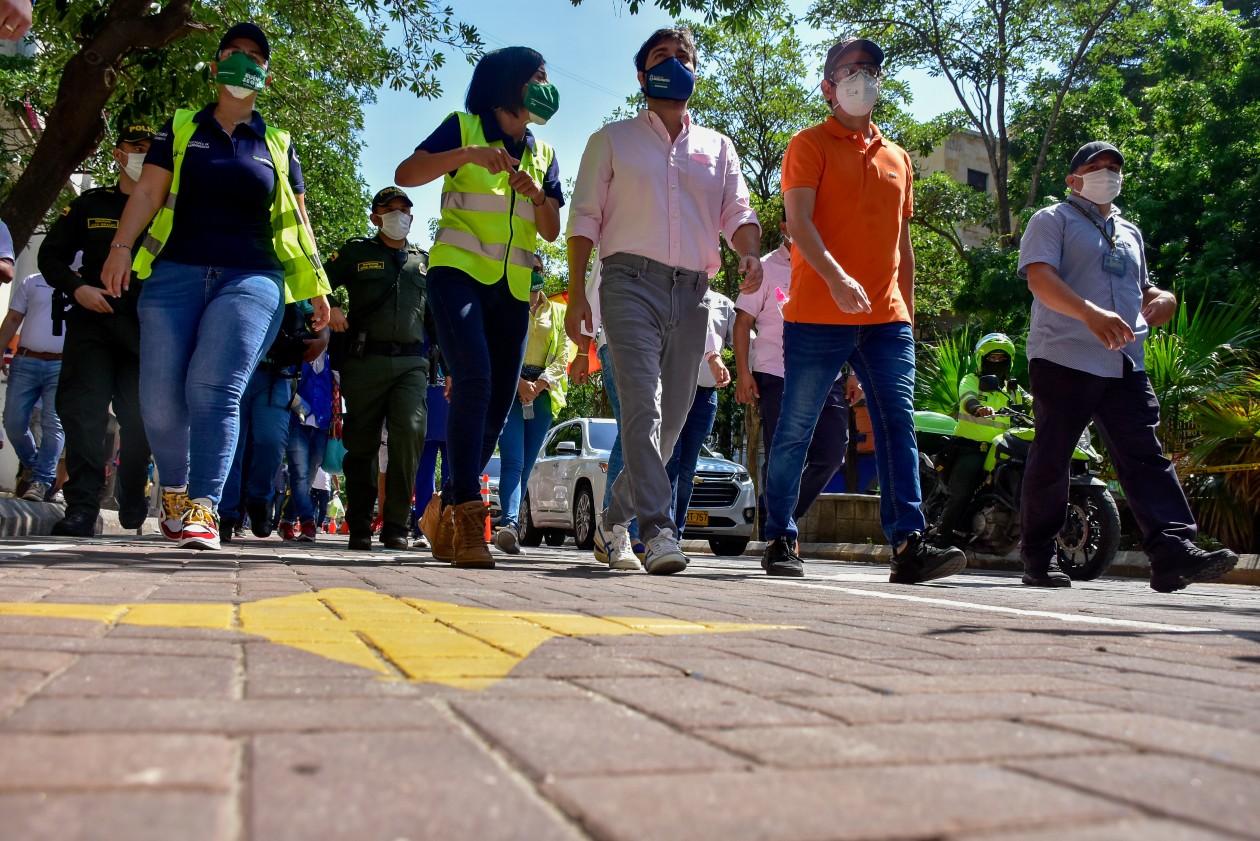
[760,579,1221,634]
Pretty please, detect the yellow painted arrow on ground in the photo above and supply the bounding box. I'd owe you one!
[0,588,792,690]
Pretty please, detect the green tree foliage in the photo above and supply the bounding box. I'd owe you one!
[809,0,1137,244]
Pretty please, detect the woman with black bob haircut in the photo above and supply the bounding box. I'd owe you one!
[396,45,562,568]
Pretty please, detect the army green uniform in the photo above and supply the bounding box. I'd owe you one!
[37,184,151,521]
[325,235,429,535]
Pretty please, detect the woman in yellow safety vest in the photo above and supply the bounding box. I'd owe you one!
[101,22,331,551]
[396,46,562,568]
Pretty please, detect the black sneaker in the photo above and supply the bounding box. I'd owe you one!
[51,510,97,537]
[246,499,273,538]
[1022,562,1072,588]
[219,517,238,544]
[118,498,150,530]
[1150,546,1238,593]
[348,532,373,551]
[761,536,804,577]
[380,522,410,550]
[889,532,968,584]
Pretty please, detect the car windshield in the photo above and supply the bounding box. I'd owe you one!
[586,421,619,453]
[483,455,501,479]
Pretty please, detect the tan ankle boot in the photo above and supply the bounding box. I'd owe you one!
[421,494,456,562]
[452,500,494,568]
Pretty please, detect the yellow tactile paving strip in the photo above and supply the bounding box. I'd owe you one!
[0,588,794,690]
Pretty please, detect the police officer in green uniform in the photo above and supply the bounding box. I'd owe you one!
[934,333,1032,548]
[38,121,155,536]
[326,186,430,551]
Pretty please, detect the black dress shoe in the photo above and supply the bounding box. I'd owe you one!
[1021,565,1072,588]
[380,523,409,550]
[348,533,373,551]
[51,510,97,537]
[219,518,237,543]
[246,499,273,538]
[1150,546,1238,593]
[889,532,968,584]
[118,499,150,530]
[761,536,804,577]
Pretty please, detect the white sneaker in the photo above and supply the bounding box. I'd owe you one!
[607,524,642,571]
[494,525,522,555]
[644,528,688,575]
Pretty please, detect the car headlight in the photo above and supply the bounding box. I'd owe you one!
[733,471,751,485]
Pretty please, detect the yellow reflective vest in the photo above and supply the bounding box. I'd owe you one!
[953,372,1031,443]
[132,109,331,304]
[429,112,555,302]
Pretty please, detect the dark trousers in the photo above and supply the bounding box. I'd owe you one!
[938,444,987,539]
[340,355,428,532]
[755,371,848,532]
[55,307,150,517]
[1021,357,1197,568]
[665,385,719,536]
[426,267,528,505]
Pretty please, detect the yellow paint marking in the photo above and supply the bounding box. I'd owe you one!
[0,588,794,690]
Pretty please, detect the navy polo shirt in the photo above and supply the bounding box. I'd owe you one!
[417,112,564,205]
[147,103,305,271]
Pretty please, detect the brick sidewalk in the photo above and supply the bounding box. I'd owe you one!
[1,536,1258,840]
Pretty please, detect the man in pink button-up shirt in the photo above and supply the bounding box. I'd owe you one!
[564,27,762,576]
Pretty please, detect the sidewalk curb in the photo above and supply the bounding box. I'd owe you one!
[684,539,1260,587]
[0,496,157,538]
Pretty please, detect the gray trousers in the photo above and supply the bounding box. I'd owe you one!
[599,254,709,541]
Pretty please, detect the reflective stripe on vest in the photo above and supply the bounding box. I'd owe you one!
[429,112,553,302]
[131,109,330,304]
[953,374,1014,443]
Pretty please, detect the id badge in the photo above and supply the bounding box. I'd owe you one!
[1102,251,1126,276]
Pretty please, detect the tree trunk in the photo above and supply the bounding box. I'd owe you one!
[0,0,201,254]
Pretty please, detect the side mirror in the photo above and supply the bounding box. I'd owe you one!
[556,441,578,456]
[978,374,1002,392]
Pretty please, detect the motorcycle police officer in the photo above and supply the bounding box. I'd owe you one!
[326,186,430,552]
[933,333,1031,548]
[38,121,156,536]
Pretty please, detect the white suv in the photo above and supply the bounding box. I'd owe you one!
[522,418,756,556]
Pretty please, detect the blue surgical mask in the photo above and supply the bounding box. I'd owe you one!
[643,57,695,101]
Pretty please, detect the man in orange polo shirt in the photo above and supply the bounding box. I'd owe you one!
[760,37,967,583]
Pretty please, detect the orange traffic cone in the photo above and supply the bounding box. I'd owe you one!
[339,520,349,535]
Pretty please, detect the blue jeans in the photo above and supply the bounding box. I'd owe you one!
[138,261,284,505]
[412,438,447,522]
[284,419,328,522]
[220,368,293,520]
[3,354,64,486]
[665,386,718,537]
[764,321,924,546]
[498,390,554,528]
[426,267,528,504]
[597,342,637,539]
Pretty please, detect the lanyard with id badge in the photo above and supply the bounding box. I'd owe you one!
[1069,200,1126,275]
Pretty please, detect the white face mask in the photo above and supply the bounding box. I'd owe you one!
[379,210,412,241]
[121,152,145,182]
[1077,169,1123,205]
[831,72,880,117]
[225,85,255,100]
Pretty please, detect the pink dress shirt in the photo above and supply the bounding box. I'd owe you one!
[735,245,790,378]
[567,110,760,278]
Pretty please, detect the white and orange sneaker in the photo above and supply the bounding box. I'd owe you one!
[178,499,221,550]
[160,487,191,540]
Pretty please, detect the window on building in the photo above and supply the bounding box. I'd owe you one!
[966,169,989,192]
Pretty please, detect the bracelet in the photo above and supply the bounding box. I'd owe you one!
[110,243,132,250]
[532,195,545,207]
[574,351,588,356]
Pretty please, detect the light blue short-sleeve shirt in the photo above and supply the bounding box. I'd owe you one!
[0,220,14,263]
[1018,196,1152,378]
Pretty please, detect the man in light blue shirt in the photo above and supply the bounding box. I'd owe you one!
[0,219,14,284]
[1017,141,1236,593]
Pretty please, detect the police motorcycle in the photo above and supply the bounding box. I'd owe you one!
[914,394,1120,581]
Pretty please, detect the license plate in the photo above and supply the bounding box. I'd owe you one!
[685,510,709,527]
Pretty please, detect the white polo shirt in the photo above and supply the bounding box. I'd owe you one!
[9,273,64,354]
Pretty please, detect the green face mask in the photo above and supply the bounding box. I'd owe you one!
[216,50,267,97]
[530,271,546,293]
[523,82,560,125]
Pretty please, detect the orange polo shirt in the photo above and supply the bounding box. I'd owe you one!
[780,119,913,325]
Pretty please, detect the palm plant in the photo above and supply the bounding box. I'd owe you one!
[915,326,979,415]
[1181,374,1260,552]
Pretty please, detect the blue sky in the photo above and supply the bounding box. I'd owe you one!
[356,0,958,246]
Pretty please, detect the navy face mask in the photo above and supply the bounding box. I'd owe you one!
[643,56,695,101]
